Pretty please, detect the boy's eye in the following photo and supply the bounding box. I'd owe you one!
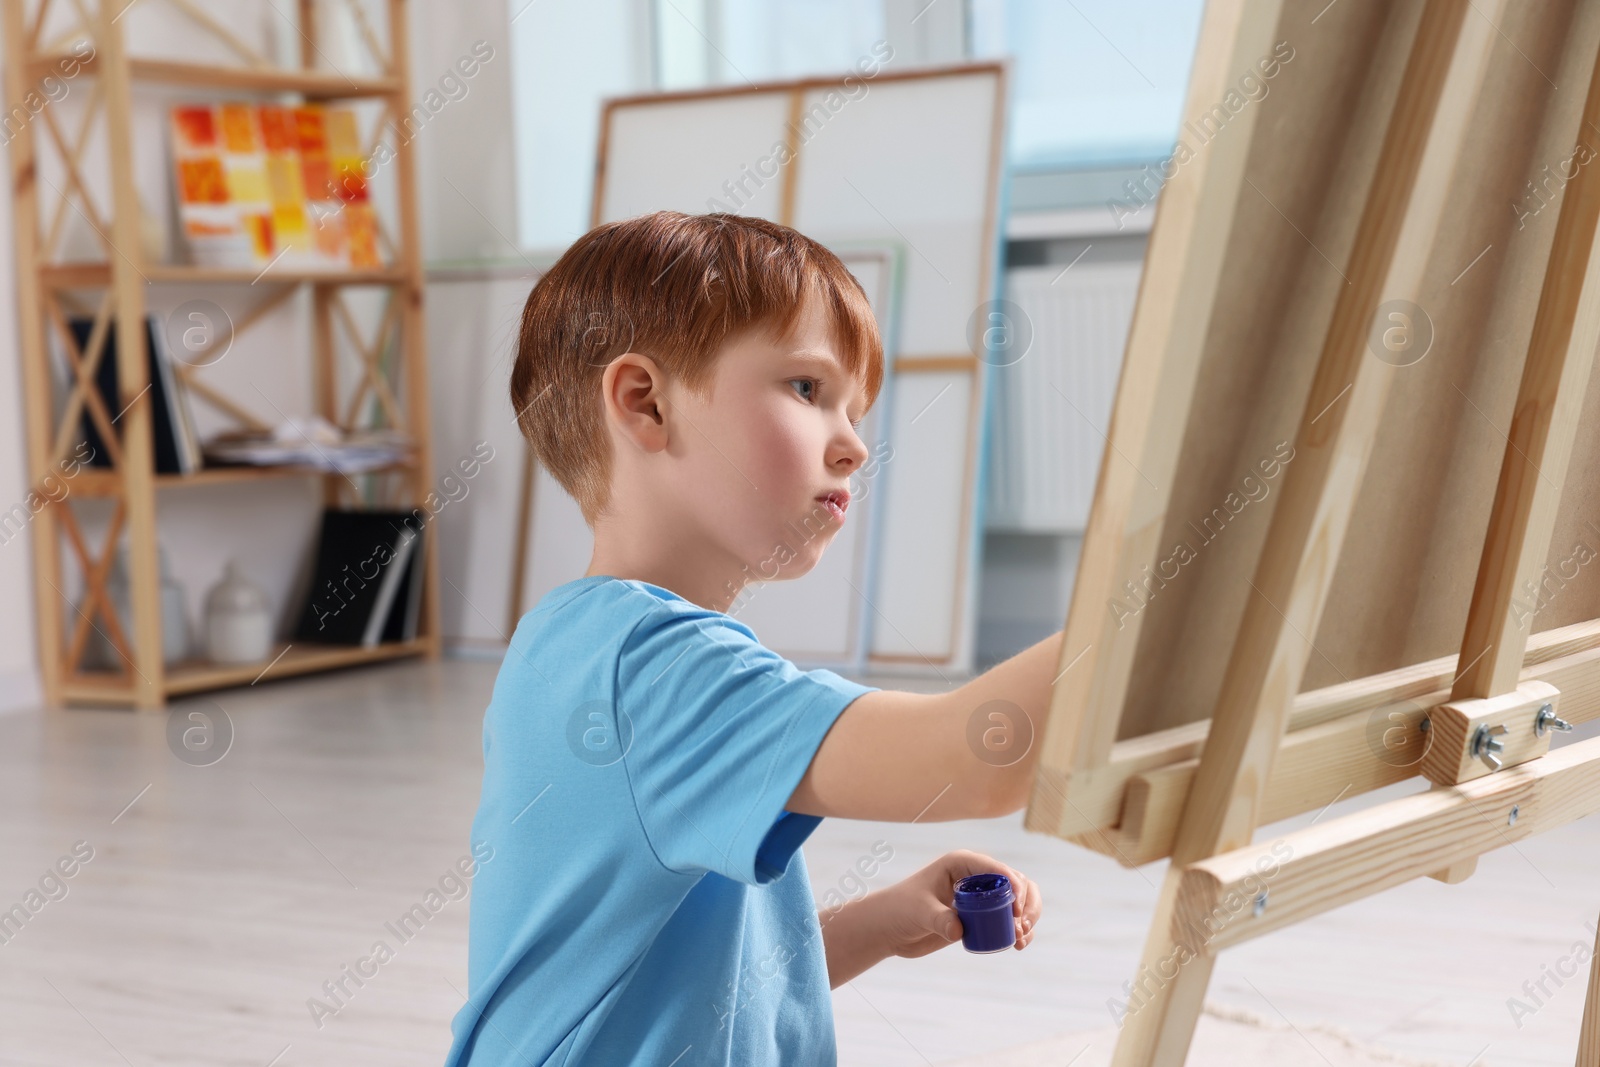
[790,377,864,430]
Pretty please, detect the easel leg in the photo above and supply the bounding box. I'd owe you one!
[1579,909,1600,1067]
[1110,869,1216,1066]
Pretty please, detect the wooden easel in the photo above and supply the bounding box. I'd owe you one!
[1024,0,1600,1062]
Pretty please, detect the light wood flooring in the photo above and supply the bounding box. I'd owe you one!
[1,658,1597,1066]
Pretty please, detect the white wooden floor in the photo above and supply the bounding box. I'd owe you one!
[0,658,1596,1066]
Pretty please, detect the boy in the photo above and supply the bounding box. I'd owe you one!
[444,211,1060,1065]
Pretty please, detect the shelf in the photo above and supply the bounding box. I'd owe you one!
[60,638,430,704]
[148,264,408,285]
[12,1,440,710]
[42,262,408,288]
[71,462,417,497]
[30,54,400,100]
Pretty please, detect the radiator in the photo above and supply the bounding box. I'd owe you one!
[986,257,1142,532]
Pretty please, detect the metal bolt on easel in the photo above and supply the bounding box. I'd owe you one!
[1534,703,1573,738]
[1471,723,1509,771]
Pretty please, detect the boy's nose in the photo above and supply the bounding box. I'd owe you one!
[833,434,867,472]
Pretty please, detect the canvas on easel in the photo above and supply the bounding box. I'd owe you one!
[1023,0,1600,1063]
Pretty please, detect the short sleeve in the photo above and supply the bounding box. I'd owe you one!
[616,602,875,886]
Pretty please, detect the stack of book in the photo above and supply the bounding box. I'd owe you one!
[72,314,201,475]
[294,509,425,647]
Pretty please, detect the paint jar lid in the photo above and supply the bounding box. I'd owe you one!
[953,872,1014,910]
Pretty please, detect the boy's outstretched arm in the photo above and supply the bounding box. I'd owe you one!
[787,629,1064,822]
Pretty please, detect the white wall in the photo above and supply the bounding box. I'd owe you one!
[0,0,524,708]
[0,73,36,712]
[412,1,520,262]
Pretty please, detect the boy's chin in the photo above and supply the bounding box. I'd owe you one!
[747,545,829,584]
[775,559,821,582]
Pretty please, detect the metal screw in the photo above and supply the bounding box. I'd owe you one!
[1534,703,1573,738]
[1471,723,1509,771]
[1508,804,1519,826]
[1253,891,1268,917]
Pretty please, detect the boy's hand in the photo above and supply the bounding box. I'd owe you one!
[873,849,1041,959]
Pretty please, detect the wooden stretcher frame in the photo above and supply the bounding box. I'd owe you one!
[1021,0,1600,1062]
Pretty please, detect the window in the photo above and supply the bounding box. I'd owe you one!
[969,0,1204,170]
[655,0,888,88]
[507,0,1205,250]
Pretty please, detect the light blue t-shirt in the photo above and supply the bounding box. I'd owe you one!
[443,575,877,1066]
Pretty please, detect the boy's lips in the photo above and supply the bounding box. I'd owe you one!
[816,490,850,521]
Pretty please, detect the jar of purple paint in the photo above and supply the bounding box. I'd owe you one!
[952,873,1015,953]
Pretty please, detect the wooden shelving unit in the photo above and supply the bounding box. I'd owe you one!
[3,0,441,710]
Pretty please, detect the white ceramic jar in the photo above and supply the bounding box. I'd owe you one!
[204,560,273,664]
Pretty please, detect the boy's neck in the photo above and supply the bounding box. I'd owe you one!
[585,538,747,616]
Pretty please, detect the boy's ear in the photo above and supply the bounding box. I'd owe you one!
[602,352,671,453]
